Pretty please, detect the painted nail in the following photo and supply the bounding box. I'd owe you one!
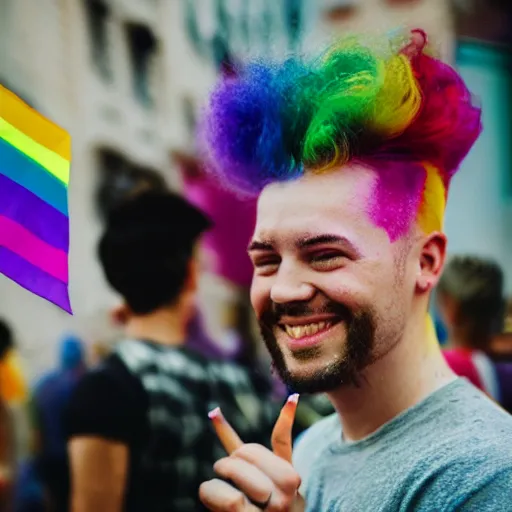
[287,393,300,404]
[208,407,221,420]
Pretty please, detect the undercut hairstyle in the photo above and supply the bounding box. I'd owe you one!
[437,256,506,342]
[98,190,212,315]
[201,29,482,240]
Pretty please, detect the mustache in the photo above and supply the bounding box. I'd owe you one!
[260,299,352,327]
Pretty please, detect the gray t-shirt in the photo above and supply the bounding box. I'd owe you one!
[293,379,512,511]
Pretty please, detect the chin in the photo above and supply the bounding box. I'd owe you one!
[278,354,360,394]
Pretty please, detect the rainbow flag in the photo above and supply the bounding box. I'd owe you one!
[0,84,72,313]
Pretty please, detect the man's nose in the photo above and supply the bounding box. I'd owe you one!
[270,264,315,304]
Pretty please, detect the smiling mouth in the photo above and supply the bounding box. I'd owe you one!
[279,320,339,340]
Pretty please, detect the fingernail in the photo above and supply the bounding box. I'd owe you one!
[208,407,222,420]
[287,393,300,404]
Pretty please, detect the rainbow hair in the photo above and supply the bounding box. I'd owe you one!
[201,30,482,240]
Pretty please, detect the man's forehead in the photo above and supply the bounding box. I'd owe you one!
[255,165,377,235]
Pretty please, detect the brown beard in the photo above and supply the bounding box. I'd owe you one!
[259,298,376,394]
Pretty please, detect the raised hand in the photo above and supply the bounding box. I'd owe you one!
[199,394,306,511]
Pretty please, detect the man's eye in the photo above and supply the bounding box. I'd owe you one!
[309,252,346,269]
[253,258,280,274]
[310,251,344,262]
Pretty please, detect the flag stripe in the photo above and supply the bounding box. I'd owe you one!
[0,118,70,185]
[0,215,68,283]
[0,174,69,251]
[0,138,68,215]
[0,247,71,313]
[0,84,71,161]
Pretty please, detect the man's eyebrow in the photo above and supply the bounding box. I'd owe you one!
[248,240,275,252]
[297,234,362,256]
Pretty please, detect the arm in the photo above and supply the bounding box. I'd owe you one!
[69,437,128,512]
[65,362,147,512]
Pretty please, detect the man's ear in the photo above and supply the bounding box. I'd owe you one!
[416,232,447,294]
[110,303,132,326]
[183,256,199,294]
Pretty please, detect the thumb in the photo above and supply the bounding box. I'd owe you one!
[271,394,299,463]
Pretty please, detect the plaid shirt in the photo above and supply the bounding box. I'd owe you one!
[114,340,279,511]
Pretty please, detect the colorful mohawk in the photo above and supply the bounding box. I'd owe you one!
[201,29,482,240]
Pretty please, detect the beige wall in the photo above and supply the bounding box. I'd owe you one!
[0,0,454,377]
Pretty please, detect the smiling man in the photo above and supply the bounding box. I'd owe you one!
[197,29,512,511]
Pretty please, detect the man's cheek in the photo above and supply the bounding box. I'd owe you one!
[250,279,269,318]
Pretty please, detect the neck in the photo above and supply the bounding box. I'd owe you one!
[124,306,187,347]
[327,313,456,442]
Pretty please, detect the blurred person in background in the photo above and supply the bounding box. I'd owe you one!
[0,386,14,510]
[437,256,512,411]
[65,190,279,512]
[25,335,86,512]
[489,298,512,359]
[102,161,242,365]
[0,318,29,496]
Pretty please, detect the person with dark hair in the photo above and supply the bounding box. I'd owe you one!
[26,335,87,512]
[437,256,505,350]
[437,255,512,410]
[65,190,278,512]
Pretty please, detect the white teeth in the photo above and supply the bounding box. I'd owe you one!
[284,322,332,339]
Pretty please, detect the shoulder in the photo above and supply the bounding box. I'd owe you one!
[409,442,512,510]
[406,392,512,510]
[73,353,141,398]
[426,381,512,466]
[65,353,148,444]
[293,413,340,486]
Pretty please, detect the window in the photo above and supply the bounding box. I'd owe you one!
[84,0,112,81]
[95,148,167,221]
[125,23,158,108]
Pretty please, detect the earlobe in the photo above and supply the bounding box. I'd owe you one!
[416,277,431,293]
[416,232,447,293]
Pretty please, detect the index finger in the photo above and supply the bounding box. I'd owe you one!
[209,407,244,455]
[271,394,299,463]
